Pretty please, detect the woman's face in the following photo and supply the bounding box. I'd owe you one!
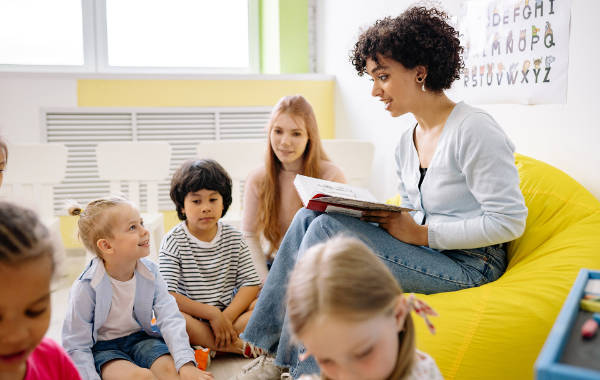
[366,55,421,118]
[299,300,407,380]
[269,112,309,170]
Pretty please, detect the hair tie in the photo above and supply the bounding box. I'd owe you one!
[406,294,438,335]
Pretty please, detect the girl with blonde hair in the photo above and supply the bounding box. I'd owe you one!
[242,95,346,281]
[62,196,212,380]
[287,237,441,380]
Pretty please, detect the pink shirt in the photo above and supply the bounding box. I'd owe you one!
[242,160,345,259]
[24,338,81,380]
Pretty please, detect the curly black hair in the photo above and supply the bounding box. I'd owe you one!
[170,159,233,220]
[350,6,464,92]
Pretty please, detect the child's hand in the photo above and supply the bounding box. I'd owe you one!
[209,310,237,348]
[179,362,214,380]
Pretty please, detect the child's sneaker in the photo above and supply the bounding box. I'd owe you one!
[234,355,287,380]
[193,345,213,370]
[242,341,266,359]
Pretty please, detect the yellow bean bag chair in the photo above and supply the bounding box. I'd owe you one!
[400,154,600,380]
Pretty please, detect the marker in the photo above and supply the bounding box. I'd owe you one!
[580,298,600,313]
[581,313,600,339]
[583,294,600,301]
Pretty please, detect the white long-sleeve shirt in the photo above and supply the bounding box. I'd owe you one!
[396,101,528,250]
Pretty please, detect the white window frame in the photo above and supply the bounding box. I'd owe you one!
[0,0,259,74]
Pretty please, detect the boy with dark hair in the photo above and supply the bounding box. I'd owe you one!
[159,159,263,359]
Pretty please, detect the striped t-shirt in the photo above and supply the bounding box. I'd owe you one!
[159,221,261,310]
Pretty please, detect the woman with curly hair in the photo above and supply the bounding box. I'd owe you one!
[235,6,527,380]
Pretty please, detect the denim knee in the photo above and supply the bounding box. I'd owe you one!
[292,208,320,225]
[309,213,359,240]
[300,214,341,251]
[319,213,345,230]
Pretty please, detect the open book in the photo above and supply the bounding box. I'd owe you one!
[293,174,412,218]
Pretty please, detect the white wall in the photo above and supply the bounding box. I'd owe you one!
[1,0,598,201]
[317,0,600,200]
[0,75,77,143]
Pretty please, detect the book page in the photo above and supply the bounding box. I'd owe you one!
[325,205,364,218]
[294,174,376,205]
[317,197,412,212]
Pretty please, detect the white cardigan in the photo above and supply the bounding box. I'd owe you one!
[395,101,528,250]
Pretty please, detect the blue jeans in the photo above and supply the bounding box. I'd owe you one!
[92,330,171,374]
[241,209,507,378]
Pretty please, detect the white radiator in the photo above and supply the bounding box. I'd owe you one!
[43,107,271,213]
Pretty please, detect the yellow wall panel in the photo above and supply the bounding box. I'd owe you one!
[163,210,180,233]
[77,79,335,138]
[60,215,81,249]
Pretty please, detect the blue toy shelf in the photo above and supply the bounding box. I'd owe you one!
[535,269,600,380]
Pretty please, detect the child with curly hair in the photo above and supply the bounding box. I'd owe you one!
[160,159,263,358]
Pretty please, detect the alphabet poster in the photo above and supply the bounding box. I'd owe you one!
[455,0,571,104]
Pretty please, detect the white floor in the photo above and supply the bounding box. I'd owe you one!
[47,253,252,379]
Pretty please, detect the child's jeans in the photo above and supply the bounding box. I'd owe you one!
[92,330,170,374]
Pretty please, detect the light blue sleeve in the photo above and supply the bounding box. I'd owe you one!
[151,265,196,372]
[428,113,528,249]
[61,280,101,380]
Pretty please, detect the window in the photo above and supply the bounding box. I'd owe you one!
[0,0,258,73]
[0,0,88,70]
[103,0,250,70]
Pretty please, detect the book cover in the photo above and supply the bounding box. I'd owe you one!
[293,174,412,217]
